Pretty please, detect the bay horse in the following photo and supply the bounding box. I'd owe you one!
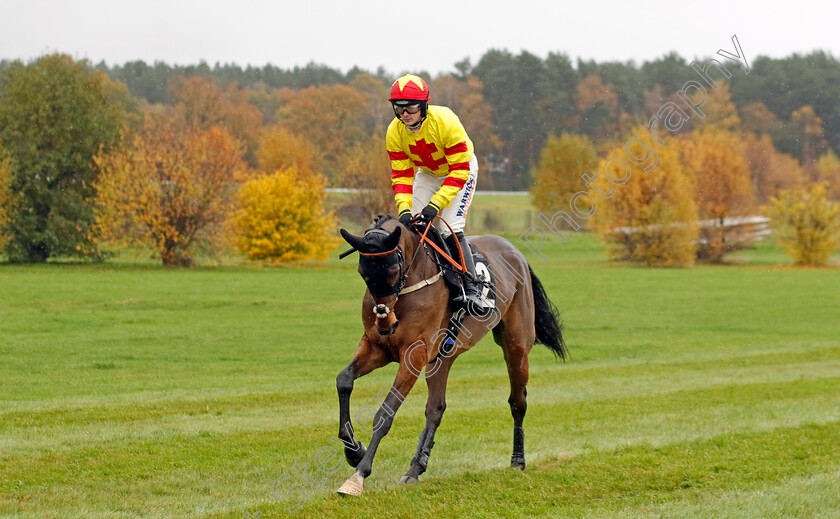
[335,215,567,496]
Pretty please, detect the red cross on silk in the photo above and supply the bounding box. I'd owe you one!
[409,139,447,171]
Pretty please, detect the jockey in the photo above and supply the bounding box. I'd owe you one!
[386,73,490,314]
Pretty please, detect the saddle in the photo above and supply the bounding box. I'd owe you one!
[421,226,495,309]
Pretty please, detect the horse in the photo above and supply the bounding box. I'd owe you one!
[335,215,567,496]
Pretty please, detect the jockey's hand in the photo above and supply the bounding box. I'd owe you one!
[410,204,438,233]
[399,210,412,228]
[421,203,439,221]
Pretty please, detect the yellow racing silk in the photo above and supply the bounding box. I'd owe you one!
[386,105,474,214]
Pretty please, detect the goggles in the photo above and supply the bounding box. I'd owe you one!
[392,102,422,115]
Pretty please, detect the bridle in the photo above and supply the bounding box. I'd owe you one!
[358,226,443,335]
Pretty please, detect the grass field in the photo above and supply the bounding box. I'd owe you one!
[2,225,840,518]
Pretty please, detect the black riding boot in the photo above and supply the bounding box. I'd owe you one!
[446,232,491,315]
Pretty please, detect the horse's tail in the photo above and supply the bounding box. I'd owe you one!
[529,265,568,361]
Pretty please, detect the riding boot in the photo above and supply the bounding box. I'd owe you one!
[446,232,491,315]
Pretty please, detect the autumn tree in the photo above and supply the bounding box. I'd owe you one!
[767,183,840,265]
[233,168,339,262]
[0,54,132,262]
[532,133,598,219]
[743,133,805,205]
[432,74,501,176]
[816,149,840,201]
[739,101,781,135]
[571,75,620,140]
[169,76,264,164]
[256,125,319,178]
[94,115,245,266]
[678,129,754,262]
[333,134,393,220]
[589,133,698,267]
[791,105,825,180]
[349,73,393,134]
[275,84,371,181]
[691,82,741,131]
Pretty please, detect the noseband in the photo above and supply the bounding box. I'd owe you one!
[359,227,442,335]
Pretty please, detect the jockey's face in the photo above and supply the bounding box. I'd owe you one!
[400,108,422,127]
[393,101,423,127]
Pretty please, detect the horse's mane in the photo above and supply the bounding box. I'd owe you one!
[371,214,395,229]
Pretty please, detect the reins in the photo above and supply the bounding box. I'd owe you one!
[417,216,467,274]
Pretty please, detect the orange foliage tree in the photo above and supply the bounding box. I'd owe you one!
[589,133,698,267]
[767,183,840,265]
[256,125,320,177]
[94,115,246,266]
[334,134,393,220]
[678,129,754,262]
[233,168,339,262]
[531,132,598,218]
[739,101,781,135]
[275,84,371,181]
[571,75,620,140]
[743,133,805,205]
[169,76,264,164]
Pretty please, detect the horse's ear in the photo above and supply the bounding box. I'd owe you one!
[383,226,402,250]
[340,228,367,252]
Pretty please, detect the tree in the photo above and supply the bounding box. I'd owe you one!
[743,133,805,205]
[0,144,11,250]
[431,74,501,177]
[590,132,698,267]
[791,105,825,179]
[532,133,598,217]
[275,83,371,180]
[571,75,620,140]
[256,125,319,178]
[473,49,547,188]
[169,76,264,165]
[816,149,840,201]
[333,134,393,220]
[540,53,581,137]
[739,101,781,135]
[0,54,132,262]
[767,183,840,265]
[94,115,245,266]
[233,168,339,262]
[678,129,755,262]
[691,82,741,132]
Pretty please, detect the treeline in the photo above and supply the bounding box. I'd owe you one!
[1,49,839,265]
[59,49,840,189]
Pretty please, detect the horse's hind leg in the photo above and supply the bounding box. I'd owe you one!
[496,314,532,470]
[505,346,529,470]
[400,355,454,483]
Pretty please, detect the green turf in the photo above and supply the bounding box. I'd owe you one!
[1,233,839,518]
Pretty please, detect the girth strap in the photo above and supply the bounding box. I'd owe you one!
[398,271,443,296]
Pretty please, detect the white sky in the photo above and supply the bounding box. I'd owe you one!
[1,0,836,76]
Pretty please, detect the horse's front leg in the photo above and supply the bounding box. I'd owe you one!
[400,354,455,483]
[337,344,425,496]
[337,335,391,468]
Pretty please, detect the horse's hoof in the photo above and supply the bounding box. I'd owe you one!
[399,475,419,484]
[511,456,526,471]
[337,473,364,497]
